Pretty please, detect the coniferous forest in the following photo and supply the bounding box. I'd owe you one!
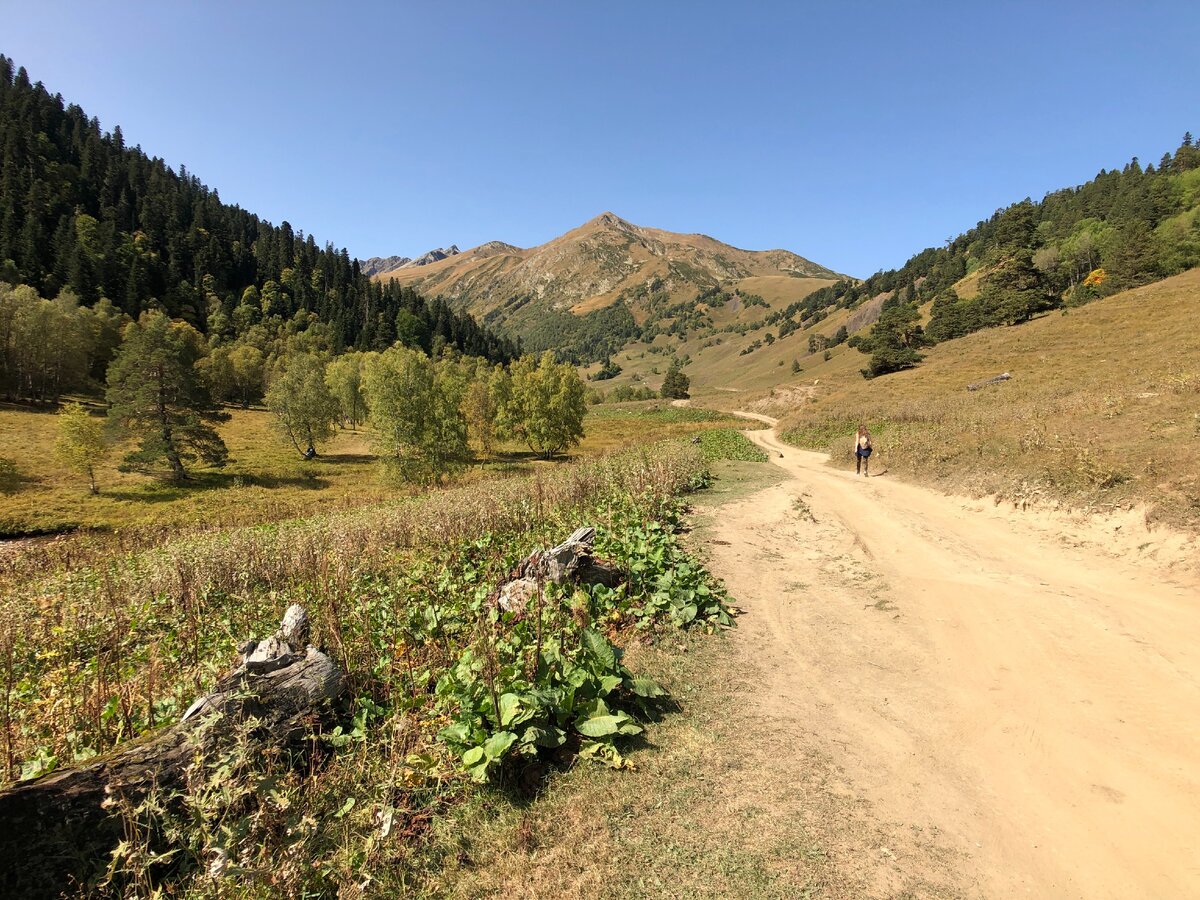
[0,54,517,398]
[761,134,1200,377]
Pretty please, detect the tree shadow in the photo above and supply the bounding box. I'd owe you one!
[313,453,375,466]
[103,469,330,502]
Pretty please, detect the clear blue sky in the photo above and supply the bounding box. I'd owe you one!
[4,1,1198,277]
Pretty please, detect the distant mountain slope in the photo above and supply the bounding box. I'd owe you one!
[375,212,841,315]
[359,255,411,277]
[359,245,465,278]
[371,212,844,360]
[833,133,1200,377]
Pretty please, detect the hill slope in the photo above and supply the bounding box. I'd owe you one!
[778,267,1200,531]
[372,213,845,359]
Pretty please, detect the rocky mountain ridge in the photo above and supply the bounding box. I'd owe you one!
[359,245,464,278]
[370,212,843,322]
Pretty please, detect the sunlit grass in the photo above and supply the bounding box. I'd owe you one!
[0,400,755,538]
[779,268,1200,529]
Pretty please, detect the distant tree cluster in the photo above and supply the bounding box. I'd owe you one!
[590,358,622,380]
[596,384,657,403]
[493,298,640,365]
[51,324,587,491]
[0,283,123,402]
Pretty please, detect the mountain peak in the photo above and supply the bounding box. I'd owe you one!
[585,211,636,231]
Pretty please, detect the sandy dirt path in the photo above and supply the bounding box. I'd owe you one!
[701,417,1200,898]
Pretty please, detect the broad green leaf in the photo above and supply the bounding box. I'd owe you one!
[628,676,667,699]
[498,693,521,727]
[483,730,517,760]
[438,722,472,744]
[577,715,622,737]
[523,725,566,748]
[582,629,616,670]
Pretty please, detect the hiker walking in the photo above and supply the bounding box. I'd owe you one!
[854,425,873,476]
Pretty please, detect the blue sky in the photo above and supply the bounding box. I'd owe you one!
[4,1,1198,277]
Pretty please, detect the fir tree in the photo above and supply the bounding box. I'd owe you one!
[105,311,229,481]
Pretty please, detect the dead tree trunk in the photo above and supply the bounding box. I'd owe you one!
[967,371,1012,391]
[0,604,344,899]
[493,526,624,614]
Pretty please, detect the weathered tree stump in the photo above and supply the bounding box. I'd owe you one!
[0,604,344,899]
[493,526,624,614]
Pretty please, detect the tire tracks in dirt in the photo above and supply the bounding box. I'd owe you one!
[697,415,1200,898]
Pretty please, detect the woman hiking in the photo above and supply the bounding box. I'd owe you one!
[854,425,873,476]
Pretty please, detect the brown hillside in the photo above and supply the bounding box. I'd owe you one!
[373,213,843,327]
[777,267,1200,530]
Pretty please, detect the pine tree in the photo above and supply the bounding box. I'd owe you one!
[105,311,229,481]
[660,358,690,399]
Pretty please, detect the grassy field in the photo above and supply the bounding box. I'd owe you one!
[585,293,868,400]
[778,268,1200,530]
[0,400,753,538]
[0,435,768,896]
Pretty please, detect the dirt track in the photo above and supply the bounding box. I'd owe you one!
[702,419,1200,898]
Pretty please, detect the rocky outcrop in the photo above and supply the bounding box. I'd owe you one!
[358,254,411,277]
[402,244,461,268]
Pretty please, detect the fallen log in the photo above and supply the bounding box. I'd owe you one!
[494,526,624,614]
[0,604,344,899]
[967,371,1012,391]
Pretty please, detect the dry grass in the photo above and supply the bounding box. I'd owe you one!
[0,442,708,776]
[779,268,1200,529]
[0,402,739,539]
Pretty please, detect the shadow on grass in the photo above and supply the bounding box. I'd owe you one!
[104,469,331,502]
[313,453,376,466]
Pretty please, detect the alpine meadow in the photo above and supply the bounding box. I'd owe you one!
[1,6,1200,898]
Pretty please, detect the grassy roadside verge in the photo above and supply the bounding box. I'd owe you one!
[422,459,807,900]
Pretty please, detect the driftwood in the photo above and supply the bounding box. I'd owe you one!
[493,526,624,615]
[0,604,344,899]
[967,371,1012,391]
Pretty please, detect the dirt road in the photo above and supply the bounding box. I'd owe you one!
[701,419,1200,898]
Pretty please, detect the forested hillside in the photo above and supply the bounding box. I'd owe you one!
[835,134,1200,376]
[0,54,517,398]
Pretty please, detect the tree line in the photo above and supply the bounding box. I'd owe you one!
[0,55,517,362]
[760,135,1200,378]
[0,278,511,409]
[51,308,586,490]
